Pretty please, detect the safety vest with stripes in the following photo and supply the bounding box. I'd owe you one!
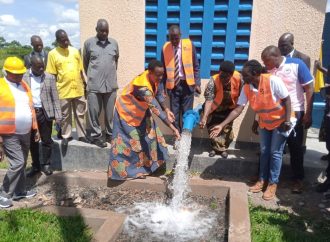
[0,77,38,134]
[244,74,286,130]
[115,70,158,127]
[163,38,195,89]
[210,71,241,113]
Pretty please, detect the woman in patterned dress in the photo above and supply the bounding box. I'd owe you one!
[108,60,180,180]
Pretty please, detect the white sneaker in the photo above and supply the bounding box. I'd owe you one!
[0,195,13,208]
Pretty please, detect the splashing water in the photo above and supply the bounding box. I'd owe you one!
[170,130,192,209]
[118,130,217,241]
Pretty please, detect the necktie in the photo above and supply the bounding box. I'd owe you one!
[174,47,180,86]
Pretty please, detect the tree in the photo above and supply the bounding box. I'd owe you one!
[0,37,6,48]
[8,40,21,47]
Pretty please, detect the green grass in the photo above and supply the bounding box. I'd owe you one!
[0,154,32,170]
[0,160,9,169]
[250,206,330,242]
[0,208,92,242]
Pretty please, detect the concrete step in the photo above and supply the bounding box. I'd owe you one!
[50,128,328,183]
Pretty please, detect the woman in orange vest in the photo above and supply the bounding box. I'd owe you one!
[210,60,292,201]
[199,61,242,158]
[108,60,180,180]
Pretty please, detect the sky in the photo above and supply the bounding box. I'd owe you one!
[0,0,80,48]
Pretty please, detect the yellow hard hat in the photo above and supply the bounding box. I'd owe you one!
[3,56,26,74]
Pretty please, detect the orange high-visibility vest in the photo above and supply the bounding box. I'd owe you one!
[163,38,195,89]
[115,70,159,127]
[210,71,241,113]
[244,74,286,130]
[0,77,38,134]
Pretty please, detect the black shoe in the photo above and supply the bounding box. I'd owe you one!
[41,165,53,176]
[62,138,69,146]
[92,139,107,148]
[316,178,330,193]
[321,154,329,161]
[57,128,62,139]
[209,150,216,157]
[78,137,90,144]
[105,135,112,143]
[26,168,41,178]
[220,151,228,159]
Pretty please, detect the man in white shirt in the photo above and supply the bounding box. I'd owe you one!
[23,55,62,177]
[0,57,38,208]
[261,46,314,194]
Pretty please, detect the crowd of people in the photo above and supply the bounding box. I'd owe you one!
[0,18,329,208]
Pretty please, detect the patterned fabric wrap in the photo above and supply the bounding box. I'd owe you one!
[108,86,168,180]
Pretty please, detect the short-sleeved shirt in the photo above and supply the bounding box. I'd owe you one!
[269,57,313,111]
[237,75,289,106]
[83,37,119,93]
[46,46,84,99]
[5,78,32,134]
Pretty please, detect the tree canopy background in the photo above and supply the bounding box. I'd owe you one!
[0,36,52,77]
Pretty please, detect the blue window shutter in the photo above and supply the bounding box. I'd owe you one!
[145,0,253,76]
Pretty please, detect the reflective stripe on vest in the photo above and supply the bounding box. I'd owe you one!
[163,38,195,89]
[210,71,241,113]
[0,78,38,134]
[244,74,286,130]
[115,70,158,127]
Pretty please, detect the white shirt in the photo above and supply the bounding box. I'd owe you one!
[237,75,289,106]
[269,57,313,111]
[30,71,42,108]
[287,49,295,58]
[173,41,185,80]
[5,77,32,134]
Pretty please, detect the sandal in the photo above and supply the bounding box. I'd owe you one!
[209,150,216,157]
[220,151,228,159]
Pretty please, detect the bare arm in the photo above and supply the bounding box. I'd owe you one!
[302,82,314,129]
[315,60,328,74]
[199,100,212,128]
[209,105,244,138]
[283,96,291,122]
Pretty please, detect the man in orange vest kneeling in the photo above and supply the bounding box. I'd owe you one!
[0,57,38,208]
[199,61,242,158]
[162,25,201,145]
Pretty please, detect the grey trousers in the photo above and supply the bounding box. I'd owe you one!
[87,91,117,139]
[1,133,30,198]
[60,96,87,139]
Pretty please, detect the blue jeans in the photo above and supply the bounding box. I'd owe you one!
[259,127,287,184]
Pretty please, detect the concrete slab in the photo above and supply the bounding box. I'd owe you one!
[48,128,328,183]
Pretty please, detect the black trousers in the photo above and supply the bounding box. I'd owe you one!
[169,80,194,132]
[30,108,53,169]
[324,106,330,176]
[287,111,305,180]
